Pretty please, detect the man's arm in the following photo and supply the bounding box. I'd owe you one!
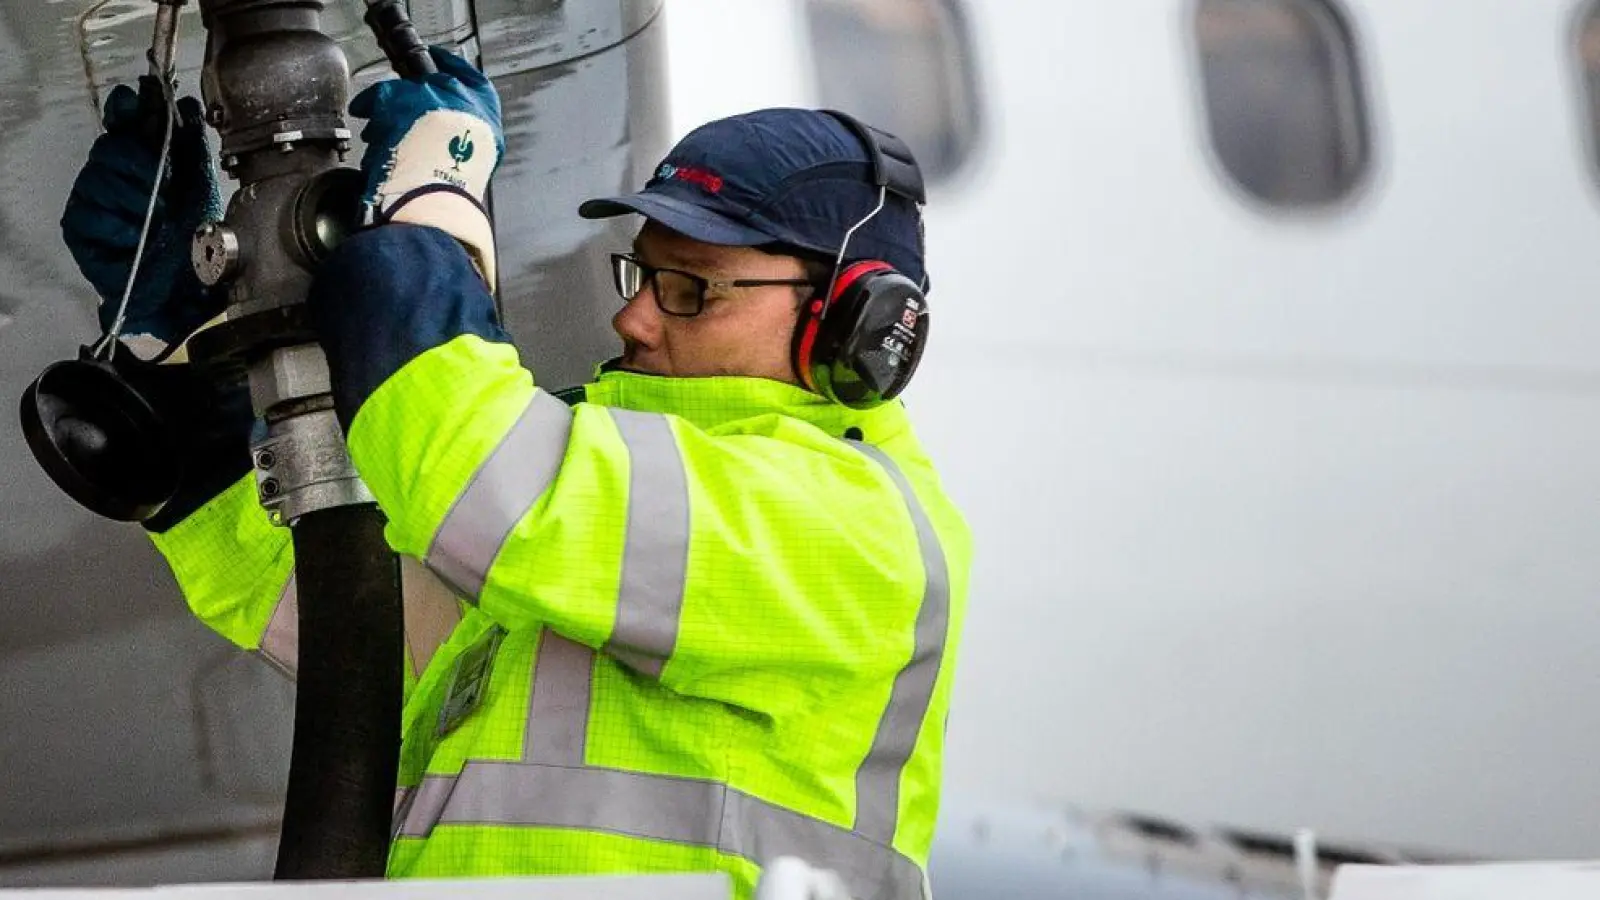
[149,476,461,686]
[310,224,969,719]
[148,474,300,673]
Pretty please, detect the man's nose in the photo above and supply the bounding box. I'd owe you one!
[611,284,661,347]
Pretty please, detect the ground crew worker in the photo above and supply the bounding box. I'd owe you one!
[61,48,970,900]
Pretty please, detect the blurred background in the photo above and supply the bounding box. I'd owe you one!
[2,0,1599,896]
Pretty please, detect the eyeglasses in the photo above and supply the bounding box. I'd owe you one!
[610,253,817,317]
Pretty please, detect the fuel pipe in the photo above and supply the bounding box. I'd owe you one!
[185,0,431,880]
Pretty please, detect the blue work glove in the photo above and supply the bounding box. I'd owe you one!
[61,76,224,359]
[119,351,257,533]
[350,46,504,287]
[63,78,250,531]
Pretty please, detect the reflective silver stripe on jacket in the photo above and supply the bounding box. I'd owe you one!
[845,443,953,844]
[428,403,693,673]
[396,434,944,900]
[603,409,691,677]
[399,626,920,900]
[394,760,920,900]
[258,576,299,677]
[426,390,575,598]
[524,629,593,766]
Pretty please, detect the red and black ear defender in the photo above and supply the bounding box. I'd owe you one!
[791,111,930,410]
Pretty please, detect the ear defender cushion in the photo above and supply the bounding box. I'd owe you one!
[793,261,895,393]
[793,296,828,393]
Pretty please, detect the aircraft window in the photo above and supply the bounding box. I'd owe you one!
[1578,1,1600,184]
[801,0,983,183]
[1194,0,1372,208]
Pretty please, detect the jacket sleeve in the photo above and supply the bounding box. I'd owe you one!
[146,473,300,674]
[313,225,965,718]
[147,465,452,693]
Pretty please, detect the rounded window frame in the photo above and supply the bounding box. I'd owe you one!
[799,0,988,188]
[1568,0,1600,198]
[1189,0,1378,214]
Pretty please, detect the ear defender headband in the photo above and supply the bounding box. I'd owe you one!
[791,110,930,410]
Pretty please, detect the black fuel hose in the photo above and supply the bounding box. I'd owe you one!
[274,503,403,880]
[274,0,433,879]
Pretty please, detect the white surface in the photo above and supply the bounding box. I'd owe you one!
[1331,863,1600,900]
[0,875,731,900]
[753,857,853,900]
[663,0,1600,860]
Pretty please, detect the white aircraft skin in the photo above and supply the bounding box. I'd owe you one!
[664,0,1600,863]
[1,0,1598,893]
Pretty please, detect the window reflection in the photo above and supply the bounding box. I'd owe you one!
[1195,0,1372,208]
[803,0,983,184]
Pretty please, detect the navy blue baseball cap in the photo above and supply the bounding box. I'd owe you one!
[579,108,927,290]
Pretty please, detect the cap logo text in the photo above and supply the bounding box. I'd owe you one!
[656,163,724,194]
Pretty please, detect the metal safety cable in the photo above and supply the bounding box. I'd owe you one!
[94,9,182,362]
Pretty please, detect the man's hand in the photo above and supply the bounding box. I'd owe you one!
[350,46,504,287]
[60,79,250,530]
[61,76,224,360]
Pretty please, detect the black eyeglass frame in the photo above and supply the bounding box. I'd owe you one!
[610,252,819,318]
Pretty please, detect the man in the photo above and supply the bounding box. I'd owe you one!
[62,49,970,900]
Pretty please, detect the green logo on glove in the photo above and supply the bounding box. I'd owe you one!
[448,130,475,170]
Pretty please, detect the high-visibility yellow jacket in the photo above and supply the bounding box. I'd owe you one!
[148,225,971,900]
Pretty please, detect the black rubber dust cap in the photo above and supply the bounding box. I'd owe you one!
[19,358,181,522]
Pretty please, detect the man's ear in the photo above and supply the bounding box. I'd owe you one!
[795,257,833,309]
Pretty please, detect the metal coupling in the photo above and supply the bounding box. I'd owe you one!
[251,409,374,526]
[199,0,352,163]
[248,342,329,410]
[246,343,374,524]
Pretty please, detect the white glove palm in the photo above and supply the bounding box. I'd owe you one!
[350,47,503,286]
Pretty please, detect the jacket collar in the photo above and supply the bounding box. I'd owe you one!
[579,366,912,444]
